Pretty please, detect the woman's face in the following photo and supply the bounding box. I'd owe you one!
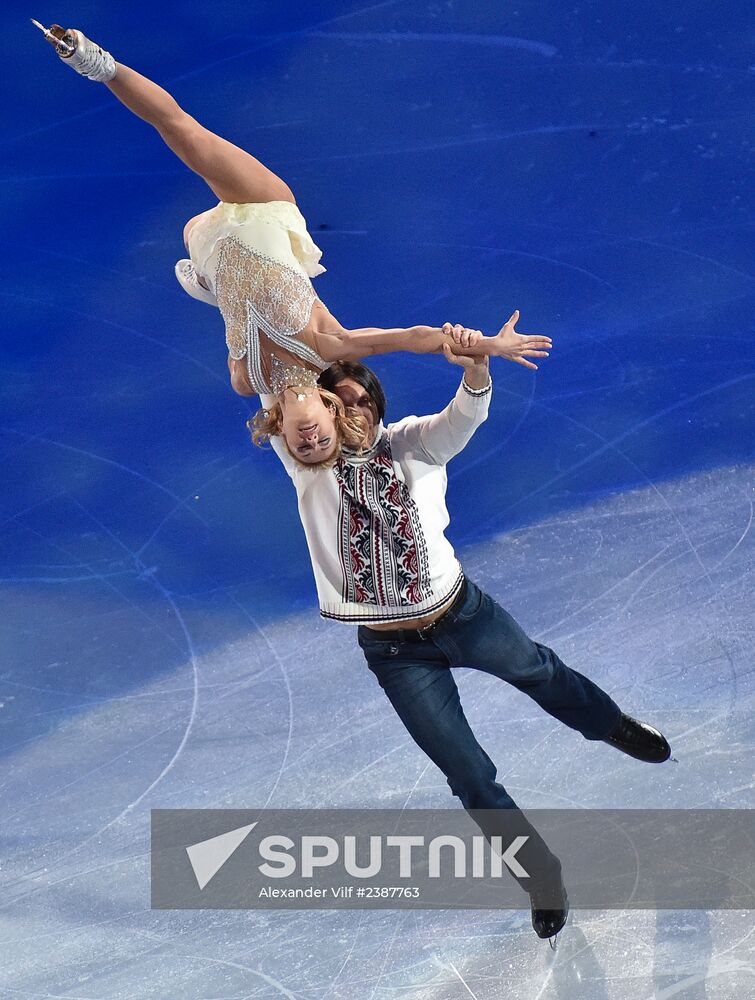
[333,378,377,437]
[279,387,339,464]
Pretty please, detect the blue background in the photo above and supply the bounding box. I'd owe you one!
[1,2,752,735]
[1,5,754,995]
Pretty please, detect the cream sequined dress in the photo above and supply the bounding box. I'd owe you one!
[174,201,330,395]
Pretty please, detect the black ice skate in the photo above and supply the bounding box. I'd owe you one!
[603,712,671,763]
[529,877,569,945]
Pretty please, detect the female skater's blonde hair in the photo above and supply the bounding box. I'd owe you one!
[248,388,370,468]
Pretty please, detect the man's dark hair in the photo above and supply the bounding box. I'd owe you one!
[318,360,387,424]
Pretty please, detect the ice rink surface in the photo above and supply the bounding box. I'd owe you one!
[1,2,753,997]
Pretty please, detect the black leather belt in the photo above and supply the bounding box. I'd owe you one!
[360,577,468,642]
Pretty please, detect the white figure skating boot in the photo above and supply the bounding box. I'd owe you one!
[32,19,117,82]
[175,260,218,307]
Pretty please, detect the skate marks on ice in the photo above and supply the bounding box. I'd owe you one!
[0,462,752,997]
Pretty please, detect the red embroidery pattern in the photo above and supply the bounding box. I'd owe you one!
[335,440,432,607]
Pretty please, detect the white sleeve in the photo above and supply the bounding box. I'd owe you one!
[392,375,492,466]
[256,393,329,496]
[268,436,300,481]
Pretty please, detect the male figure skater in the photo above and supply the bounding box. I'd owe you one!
[247,345,671,941]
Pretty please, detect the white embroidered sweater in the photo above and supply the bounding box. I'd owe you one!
[260,375,492,624]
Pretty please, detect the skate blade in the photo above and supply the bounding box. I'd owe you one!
[548,931,560,950]
[30,18,75,55]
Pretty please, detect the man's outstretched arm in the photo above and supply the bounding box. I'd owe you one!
[393,347,493,466]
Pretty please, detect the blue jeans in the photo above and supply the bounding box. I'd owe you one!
[357,578,623,889]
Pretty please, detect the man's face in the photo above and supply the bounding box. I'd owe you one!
[333,378,378,438]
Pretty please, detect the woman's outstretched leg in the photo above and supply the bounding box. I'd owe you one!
[104,63,296,205]
[39,24,296,206]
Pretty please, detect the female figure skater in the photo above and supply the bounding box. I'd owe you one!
[33,21,553,466]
